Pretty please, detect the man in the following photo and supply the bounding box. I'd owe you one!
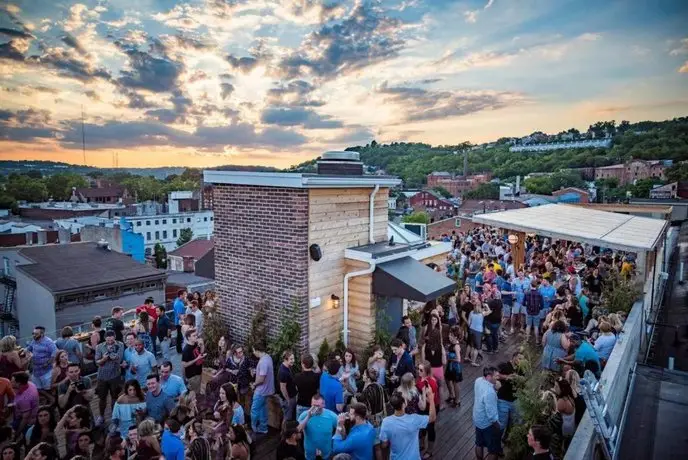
[94,330,124,426]
[122,332,137,379]
[156,305,172,361]
[279,350,298,422]
[55,326,82,365]
[319,359,344,414]
[173,289,187,353]
[278,421,305,460]
[528,425,554,460]
[181,329,205,393]
[126,297,159,355]
[160,361,187,399]
[484,263,497,284]
[380,390,435,460]
[473,367,501,460]
[145,373,176,423]
[524,281,544,345]
[161,419,185,460]
[396,316,417,357]
[25,326,57,391]
[186,299,204,337]
[0,377,15,426]
[123,338,157,388]
[511,270,530,333]
[107,306,126,343]
[539,278,557,322]
[250,342,274,435]
[388,338,415,390]
[297,393,338,460]
[10,371,38,438]
[497,353,522,439]
[294,354,321,420]
[106,435,127,460]
[485,293,502,354]
[57,362,94,413]
[332,402,376,460]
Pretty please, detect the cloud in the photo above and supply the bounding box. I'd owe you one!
[669,38,688,56]
[118,49,182,93]
[226,54,259,73]
[61,33,87,55]
[267,80,324,106]
[464,11,478,23]
[378,84,525,123]
[220,83,235,99]
[330,125,375,144]
[261,106,343,129]
[27,48,112,82]
[0,27,34,39]
[0,108,55,142]
[0,41,25,61]
[484,0,495,9]
[278,3,407,79]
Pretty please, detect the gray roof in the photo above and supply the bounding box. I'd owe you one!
[165,271,215,288]
[17,242,166,294]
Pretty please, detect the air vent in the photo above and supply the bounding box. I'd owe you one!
[316,151,364,176]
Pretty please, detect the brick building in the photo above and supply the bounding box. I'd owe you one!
[594,159,669,186]
[75,185,130,204]
[409,191,457,213]
[426,171,492,197]
[205,152,454,353]
[552,187,591,203]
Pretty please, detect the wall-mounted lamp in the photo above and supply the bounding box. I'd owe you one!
[331,294,340,309]
[508,234,519,245]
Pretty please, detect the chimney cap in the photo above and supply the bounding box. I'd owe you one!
[321,151,360,162]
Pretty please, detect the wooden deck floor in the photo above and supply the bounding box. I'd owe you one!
[252,335,522,460]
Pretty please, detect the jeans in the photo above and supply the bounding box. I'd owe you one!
[251,393,268,433]
[498,399,517,435]
[158,337,171,361]
[296,405,309,420]
[486,322,500,352]
[280,396,297,422]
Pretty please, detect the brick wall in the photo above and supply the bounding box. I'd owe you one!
[213,184,310,348]
[428,216,483,240]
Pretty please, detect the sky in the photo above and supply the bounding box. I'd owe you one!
[0,0,687,169]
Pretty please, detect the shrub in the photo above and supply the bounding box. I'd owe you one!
[246,296,268,355]
[202,301,228,365]
[268,298,303,373]
[317,338,331,369]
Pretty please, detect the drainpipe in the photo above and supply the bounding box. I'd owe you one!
[343,185,380,346]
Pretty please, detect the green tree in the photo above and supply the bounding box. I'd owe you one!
[402,211,430,225]
[25,169,43,179]
[153,243,168,269]
[630,178,665,198]
[463,183,499,199]
[177,228,193,247]
[666,162,688,182]
[431,186,452,198]
[45,172,88,200]
[523,176,554,194]
[0,192,17,211]
[5,175,48,202]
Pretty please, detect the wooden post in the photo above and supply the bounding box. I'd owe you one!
[511,231,526,271]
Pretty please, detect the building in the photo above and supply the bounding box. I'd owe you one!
[510,138,612,152]
[168,190,200,212]
[552,187,591,204]
[204,151,454,354]
[458,199,527,216]
[426,171,492,197]
[649,182,678,199]
[201,184,214,210]
[79,217,146,263]
[18,201,128,220]
[409,190,458,220]
[165,272,214,303]
[168,238,214,279]
[0,242,166,339]
[75,184,130,204]
[595,159,671,186]
[0,221,45,234]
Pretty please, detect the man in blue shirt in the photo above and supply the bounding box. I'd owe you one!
[161,419,185,460]
[159,361,187,399]
[538,278,556,321]
[380,391,435,459]
[332,402,376,460]
[298,394,339,460]
[145,373,176,423]
[172,289,187,353]
[473,366,501,459]
[320,360,344,413]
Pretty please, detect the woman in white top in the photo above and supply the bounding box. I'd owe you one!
[111,379,147,438]
[467,299,491,367]
[593,321,617,361]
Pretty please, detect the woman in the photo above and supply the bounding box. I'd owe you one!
[337,348,360,397]
[553,379,577,453]
[181,313,196,349]
[541,321,570,372]
[445,325,463,408]
[593,321,617,361]
[416,361,439,460]
[354,367,387,460]
[55,326,82,365]
[51,350,70,391]
[366,345,386,387]
[1,444,20,460]
[186,420,211,460]
[25,442,58,460]
[422,313,446,409]
[136,419,161,458]
[565,369,587,426]
[203,291,216,309]
[170,390,200,439]
[467,300,491,367]
[134,311,154,353]
[25,406,57,450]
[446,295,459,327]
[204,335,232,410]
[542,391,563,460]
[565,297,584,332]
[607,313,624,334]
[111,379,147,438]
[0,336,24,379]
[212,383,236,439]
[70,431,94,459]
[397,372,423,415]
[55,405,91,459]
[227,424,251,460]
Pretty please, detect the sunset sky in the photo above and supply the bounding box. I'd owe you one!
[1,0,687,168]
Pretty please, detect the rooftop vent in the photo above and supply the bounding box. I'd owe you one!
[97,238,111,251]
[316,151,364,176]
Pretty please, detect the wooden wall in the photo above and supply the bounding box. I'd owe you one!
[307,188,389,354]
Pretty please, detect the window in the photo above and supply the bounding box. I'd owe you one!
[455,218,461,227]
[146,220,151,226]
[197,217,201,222]
[146,232,151,241]
[173,218,177,224]
[155,231,160,240]
[155,220,159,225]
[173,229,177,238]
[162,219,167,224]
[163,230,167,239]
[187,218,191,223]
[136,221,141,227]
[210,216,213,221]
[204,217,208,222]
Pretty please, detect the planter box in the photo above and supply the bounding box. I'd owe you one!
[267,395,283,430]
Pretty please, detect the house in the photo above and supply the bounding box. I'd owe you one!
[165,272,214,304]
[168,238,214,279]
[75,185,130,204]
[78,217,146,263]
[552,187,591,204]
[595,159,670,186]
[458,199,527,216]
[204,151,454,354]
[409,191,457,214]
[0,242,166,339]
[649,182,678,199]
[426,171,492,197]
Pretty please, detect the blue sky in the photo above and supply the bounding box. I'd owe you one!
[0,0,686,168]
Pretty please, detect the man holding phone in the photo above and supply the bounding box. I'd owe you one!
[57,362,94,414]
[94,330,124,426]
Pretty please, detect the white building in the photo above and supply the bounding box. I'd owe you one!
[127,210,214,254]
[0,221,45,234]
[388,197,397,210]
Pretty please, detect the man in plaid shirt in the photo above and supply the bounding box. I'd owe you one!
[524,281,544,345]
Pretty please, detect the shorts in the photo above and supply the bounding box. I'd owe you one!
[31,370,53,390]
[475,424,503,454]
[502,304,512,318]
[540,307,551,320]
[431,366,444,382]
[526,315,539,328]
[511,302,524,315]
[469,330,482,349]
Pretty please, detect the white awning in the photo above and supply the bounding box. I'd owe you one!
[471,203,668,252]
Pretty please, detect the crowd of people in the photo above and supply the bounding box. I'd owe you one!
[0,226,636,460]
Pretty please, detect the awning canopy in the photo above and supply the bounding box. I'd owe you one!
[471,203,668,252]
[373,256,456,302]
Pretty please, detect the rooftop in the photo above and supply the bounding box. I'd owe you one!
[168,238,214,259]
[19,201,126,210]
[203,170,401,189]
[17,242,166,294]
[471,203,668,252]
[165,271,215,288]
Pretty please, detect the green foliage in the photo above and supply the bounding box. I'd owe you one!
[153,243,167,269]
[5,174,48,202]
[361,299,395,367]
[666,162,688,183]
[602,270,642,314]
[268,298,303,373]
[432,186,452,198]
[45,172,88,200]
[629,178,665,198]
[202,301,228,365]
[0,192,17,211]
[524,171,585,195]
[246,297,269,354]
[177,228,193,247]
[463,183,499,199]
[317,338,331,368]
[25,169,43,179]
[335,331,346,354]
[402,211,430,225]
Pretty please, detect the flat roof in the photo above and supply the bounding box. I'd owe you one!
[203,170,401,189]
[573,203,673,215]
[471,203,668,252]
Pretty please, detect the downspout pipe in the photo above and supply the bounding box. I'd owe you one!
[343,185,380,347]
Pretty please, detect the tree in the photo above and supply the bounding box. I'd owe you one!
[5,175,48,202]
[153,243,168,269]
[463,183,499,200]
[0,192,17,212]
[666,162,688,182]
[25,169,43,179]
[177,228,193,247]
[402,211,430,225]
[45,172,88,200]
[431,186,452,198]
[630,178,664,198]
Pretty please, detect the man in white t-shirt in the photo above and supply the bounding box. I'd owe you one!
[380,389,436,459]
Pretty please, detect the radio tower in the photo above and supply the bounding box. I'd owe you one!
[81,105,86,165]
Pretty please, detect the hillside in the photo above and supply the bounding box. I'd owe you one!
[291,117,688,188]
